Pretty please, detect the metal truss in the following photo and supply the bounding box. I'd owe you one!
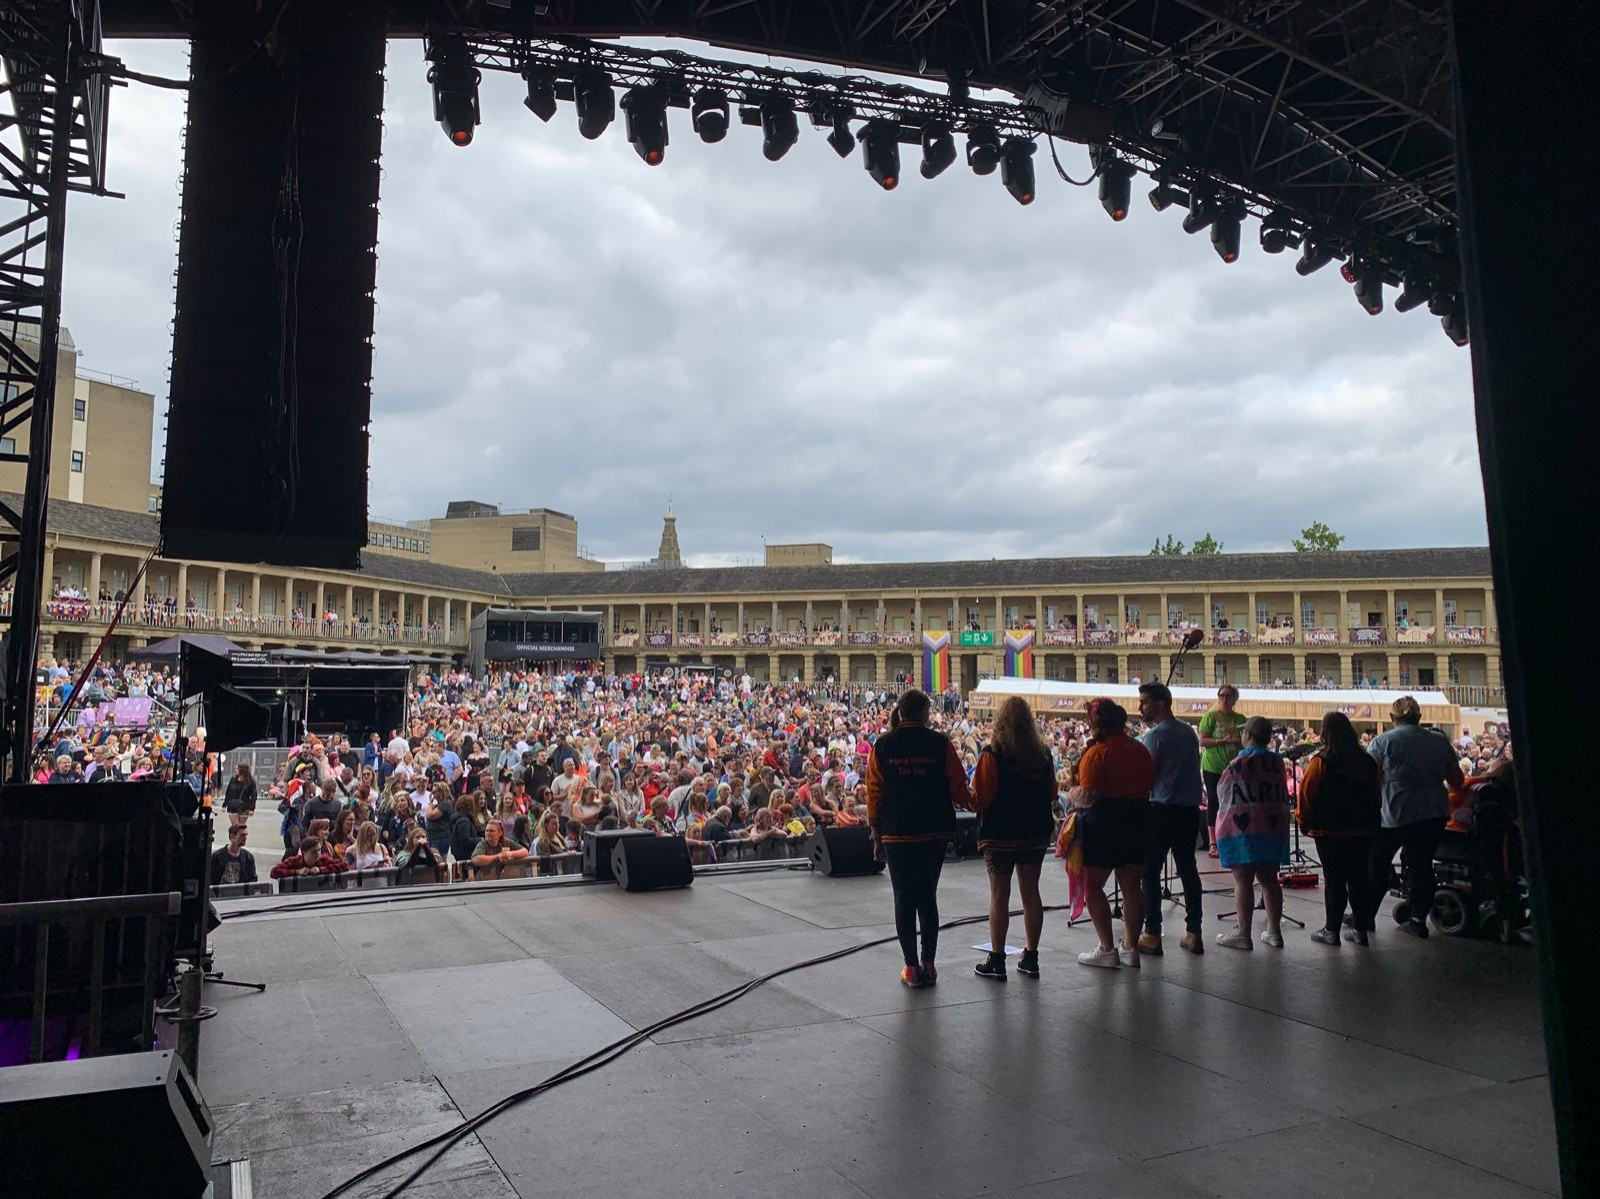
[99,0,1457,266]
[0,0,110,778]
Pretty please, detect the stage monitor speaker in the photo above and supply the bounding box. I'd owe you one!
[161,0,386,569]
[0,1050,211,1197]
[806,825,885,877]
[611,835,693,892]
[582,827,653,882]
[953,811,980,858]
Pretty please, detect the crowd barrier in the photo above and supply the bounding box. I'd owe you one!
[273,853,585,893]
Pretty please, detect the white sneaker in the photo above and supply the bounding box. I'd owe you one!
[1117,945,1141,968]
[1217,928,1254,951]
[1077,946,1121,969]
[1261,927,1285,948]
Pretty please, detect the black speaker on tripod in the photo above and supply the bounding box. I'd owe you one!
[611,835,693,892]
[806,825,885,877]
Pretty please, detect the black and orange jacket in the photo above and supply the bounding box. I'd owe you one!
[865,721,973,844]
[973,746,1056,851]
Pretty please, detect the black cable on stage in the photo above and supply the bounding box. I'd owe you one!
[318,901,1073,1199]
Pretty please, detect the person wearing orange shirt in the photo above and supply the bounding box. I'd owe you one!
[865,689,974,989]
[1069,699,1156,969]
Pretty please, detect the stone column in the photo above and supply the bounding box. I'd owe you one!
[1115,652,1128,684]
[770,599,778,631]
[803,652,816,682]
[1434,586,1448,632]
[1338,588,1350,635]
[737,600,745,631]
[42,543,55,595]
[913,597,922,632]
[216,567,226,615]
[1386,587,1397,629]
[88,552,102,600]
[314,581,325,622]
[132,568,146,609]
[1386,651,1402,686]
[177,563,188,607]
[250,572,261,617]
[1292,589,1303,635]
[1293,651,1307,684]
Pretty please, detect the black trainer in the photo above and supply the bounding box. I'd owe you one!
[1015,950,1040,978]
[974,953,1007,981]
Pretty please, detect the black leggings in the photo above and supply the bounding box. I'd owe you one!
[1314,836,1373,931]
[885,841,946,967]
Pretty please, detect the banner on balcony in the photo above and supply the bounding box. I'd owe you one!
[1003,629,1035,678]
[922,631,950,692]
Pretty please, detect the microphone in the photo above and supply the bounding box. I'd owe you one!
[1181,628,1205,652]
[1283,742,1317,761]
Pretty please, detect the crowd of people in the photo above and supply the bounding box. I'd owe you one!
[26,654,1514,985]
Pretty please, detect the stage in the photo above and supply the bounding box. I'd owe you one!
[202,862,1557,1199]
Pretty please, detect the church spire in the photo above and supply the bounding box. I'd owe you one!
[656,502,682,568]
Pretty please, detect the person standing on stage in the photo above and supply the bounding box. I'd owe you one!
[866,689,973,989]
[1366,696,1464,939]
[1295,711,1383,945]
[1198,684,1247,857]
[972,697,1057,981]
[1071,699,1156,969]
[1214,717,1292,950]
[1136,683,1206,956]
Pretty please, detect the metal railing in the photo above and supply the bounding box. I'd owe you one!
[0,890,180,1063]
[38,600,467,647]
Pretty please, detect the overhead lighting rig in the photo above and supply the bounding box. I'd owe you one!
[429,33,1469,347]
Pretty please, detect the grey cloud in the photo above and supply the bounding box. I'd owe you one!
[61,38,1484,565]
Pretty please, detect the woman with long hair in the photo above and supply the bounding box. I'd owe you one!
[1296,711,1383,945]
[347,820,389,870]
[972,697,1058,981]
[450,789,486,866]
[865,689,974,989]
[1214,716,1293,950]
[1198,684,1247,857]
[330,807,358,858]
[223,762,257,831]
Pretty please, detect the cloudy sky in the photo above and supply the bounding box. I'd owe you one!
[62,37,1486,566]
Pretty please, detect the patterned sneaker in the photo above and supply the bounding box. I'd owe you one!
[920,962,938,986]
[900,964,924,988]
[1015,950,1040,978]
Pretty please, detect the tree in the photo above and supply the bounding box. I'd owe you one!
[1150,533,1223,555]
[1293,521,1346,552]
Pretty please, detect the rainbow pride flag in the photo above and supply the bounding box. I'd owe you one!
[922,631,951,692]
[1004,629,1036,678]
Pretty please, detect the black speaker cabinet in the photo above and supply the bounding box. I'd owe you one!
[806,825,885,877]
[0,1049,211,1197]
[583,827,653,882]
[953,811,980,858]
[611,835,693,892]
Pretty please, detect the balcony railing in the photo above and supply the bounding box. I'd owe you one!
[40,599,466,647]
[590,623,1501,655]
[1444,683,1506,707]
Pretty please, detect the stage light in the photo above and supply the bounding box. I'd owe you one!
[1350,259,1383,314]
[522,65,556,123]
[575,70,615,141]
[760,93,799,161]
[1259,210,1293,254]
[1211,201,1243,263]
[966,122,1001,175]
[1440,296,1468,345]
[1394,275,1430,313]
[920,121,956,179]
[1096,155,1135,221]
[622,85,668,165]
[1181,195,1214,235]
[1295,237,1336,275]
[1001,137,1036,205]
[860,120,899,190]
[826,104,856,158]
[428,41,480,147]
[1148,181,1189,212]
[692,87,729,143]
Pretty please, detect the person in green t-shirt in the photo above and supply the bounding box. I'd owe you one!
[1198,684,1247,856]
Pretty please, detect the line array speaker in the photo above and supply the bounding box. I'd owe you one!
[162,0,387,568]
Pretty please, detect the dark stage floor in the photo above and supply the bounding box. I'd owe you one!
[201,861,1558,1199]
